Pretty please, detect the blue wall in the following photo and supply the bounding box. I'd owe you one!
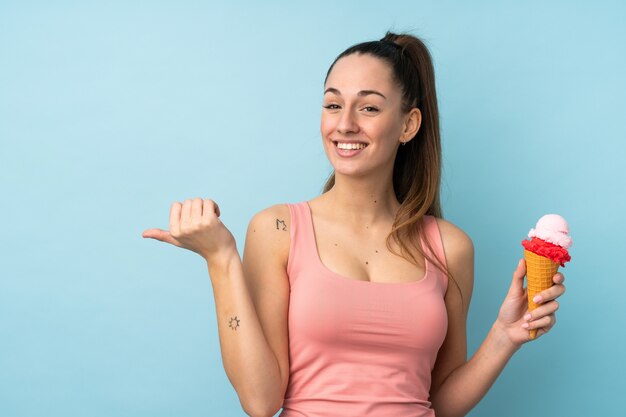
[1,1,624,416]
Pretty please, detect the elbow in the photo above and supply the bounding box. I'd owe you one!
[242,397,283,417]
[237,372,287,417]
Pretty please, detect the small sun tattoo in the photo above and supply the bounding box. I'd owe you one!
[276,219,287,231]
[229,316,240,331]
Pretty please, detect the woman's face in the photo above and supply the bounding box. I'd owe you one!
[321,53,409,179]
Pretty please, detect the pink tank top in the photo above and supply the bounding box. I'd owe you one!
[279,201,449,417]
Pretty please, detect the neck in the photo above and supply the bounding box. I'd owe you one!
[322,170,400,226]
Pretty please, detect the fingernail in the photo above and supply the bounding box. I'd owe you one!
[524,313,532,321]
[533,295,542,303]
[522,322,529,329]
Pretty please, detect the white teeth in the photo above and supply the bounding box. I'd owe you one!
[336,142,366,150]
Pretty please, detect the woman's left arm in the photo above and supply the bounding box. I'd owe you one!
[429,220,566,417]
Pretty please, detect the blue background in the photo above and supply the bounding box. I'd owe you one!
[1,1,624,416]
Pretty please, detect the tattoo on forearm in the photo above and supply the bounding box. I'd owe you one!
[276,219,287,231]
[229,316,240,331]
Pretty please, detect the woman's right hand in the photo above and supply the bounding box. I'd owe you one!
[142,197,237,262]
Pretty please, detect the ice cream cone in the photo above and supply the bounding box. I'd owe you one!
[524,249,559,339]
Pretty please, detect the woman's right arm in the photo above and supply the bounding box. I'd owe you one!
[142,199,290,417]
[207,204,290,417]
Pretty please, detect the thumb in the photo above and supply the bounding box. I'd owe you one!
[142,228,180,246]
[507,258,526,298]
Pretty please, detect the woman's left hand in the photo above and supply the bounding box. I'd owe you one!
[495,259,566,346]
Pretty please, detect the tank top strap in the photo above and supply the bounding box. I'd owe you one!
[421,215,449,294]
[286,201,317,286]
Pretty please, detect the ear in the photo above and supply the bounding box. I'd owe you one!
[400,108,422,143]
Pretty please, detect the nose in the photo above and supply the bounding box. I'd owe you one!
[336,108,359,134]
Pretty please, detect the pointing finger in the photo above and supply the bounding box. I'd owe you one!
[141,228,180,247]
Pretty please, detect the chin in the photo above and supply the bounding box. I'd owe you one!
[331,165,370,178]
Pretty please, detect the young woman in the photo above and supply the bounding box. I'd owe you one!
[142,31,566,417]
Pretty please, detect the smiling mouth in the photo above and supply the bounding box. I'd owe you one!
[332,141,369,150]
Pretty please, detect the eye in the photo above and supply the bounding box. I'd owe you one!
[322,104,340,110]
[363,106,379,113]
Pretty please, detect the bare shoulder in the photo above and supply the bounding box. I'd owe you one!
[434,218,474,263]
[434,218,474,310]
[249,203,291,230]
[246,203,291,266]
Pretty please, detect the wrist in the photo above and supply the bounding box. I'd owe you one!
[205,247,240,273]
[491,320,522,355]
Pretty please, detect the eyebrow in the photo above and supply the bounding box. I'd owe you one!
[324,87,387,100]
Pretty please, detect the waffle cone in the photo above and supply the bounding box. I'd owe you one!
[524,250,559,339]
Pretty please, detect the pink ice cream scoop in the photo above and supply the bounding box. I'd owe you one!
[528,214,572,249]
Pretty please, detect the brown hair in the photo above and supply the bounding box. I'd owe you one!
[322,31,458,295]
